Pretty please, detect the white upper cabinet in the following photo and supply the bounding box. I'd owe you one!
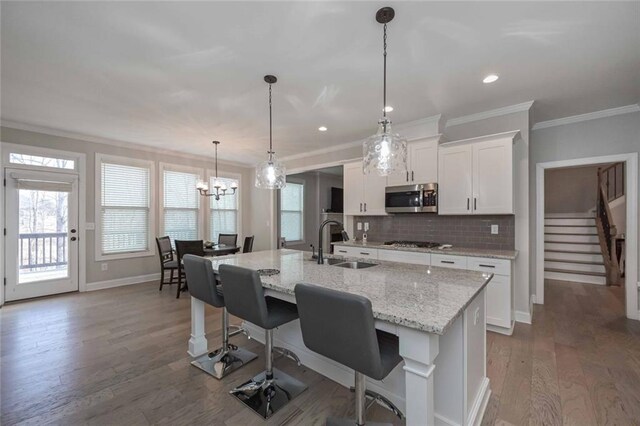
[438,131,519,215]
[387,136,440,186]
[438,145,473,214]
[343,161,387,216]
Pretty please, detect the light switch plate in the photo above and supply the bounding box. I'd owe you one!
[101,263,108,271]
[357,222,363,231]
[491,225,499,235]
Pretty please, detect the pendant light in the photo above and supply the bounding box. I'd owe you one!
[363,7,407,176]
[255,75,286,189]
[196,141,237,200]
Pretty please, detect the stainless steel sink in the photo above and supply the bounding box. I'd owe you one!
[324,258,346,265]
[334,261,377,269]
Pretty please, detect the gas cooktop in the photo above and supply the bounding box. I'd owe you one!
[383,240,441,249]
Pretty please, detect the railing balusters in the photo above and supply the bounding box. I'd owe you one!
[17,232,68,270]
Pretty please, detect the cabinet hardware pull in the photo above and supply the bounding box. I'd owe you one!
[441,260,454,264]
[406,171,409,182]
[474,198,477,210]
[338,250,347,253]
[479,264,495,268]
[360,203,362,212]
[411,171,414,181]
[467,198,470,210]
[364,203,367,212]
[360,252,370,255]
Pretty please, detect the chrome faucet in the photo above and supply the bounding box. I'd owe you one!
[317,219,350,265]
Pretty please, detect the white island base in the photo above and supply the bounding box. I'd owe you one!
[189,288,490,426]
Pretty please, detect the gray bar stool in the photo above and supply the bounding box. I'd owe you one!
[182,255,257,379]
[295,283,405,426]
[219,264,307,419]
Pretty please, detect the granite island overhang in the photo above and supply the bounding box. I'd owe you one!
[188,249,493,426]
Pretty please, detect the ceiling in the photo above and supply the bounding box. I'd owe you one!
[2,2,639,165]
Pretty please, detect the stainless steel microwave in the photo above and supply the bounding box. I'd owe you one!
[385,183,438,213]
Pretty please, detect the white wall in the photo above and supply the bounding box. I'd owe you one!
[530,111,640,305]
[1,126,255,285]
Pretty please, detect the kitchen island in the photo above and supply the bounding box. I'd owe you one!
[188,249,493,426]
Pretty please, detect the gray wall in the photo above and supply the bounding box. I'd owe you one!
[544,165,601,213]
[1,126,256,284]
[530,111,640,304]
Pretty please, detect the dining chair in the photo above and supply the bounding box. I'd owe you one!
[174,240,205,299]
[218,233,238,246]
[242,235,255,253]
[156,236,178,292]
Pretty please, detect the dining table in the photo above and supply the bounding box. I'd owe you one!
[203,244,241,257]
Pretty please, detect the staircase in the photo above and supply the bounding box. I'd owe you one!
[544,212,607,285]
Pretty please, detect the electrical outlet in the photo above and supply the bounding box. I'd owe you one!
[364,222,369,232]
[101,263,108,271]
[491,225,499,235]
[357,222,363,231]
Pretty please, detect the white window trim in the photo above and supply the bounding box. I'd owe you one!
[159,163,205,241]
[281,178,305,244]
[2,143,80,173]
[206,170,242,243]
[95,153,156,261]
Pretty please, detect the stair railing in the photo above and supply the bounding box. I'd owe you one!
[596,165,622,285]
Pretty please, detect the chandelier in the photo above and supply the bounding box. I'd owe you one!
[196,141,237,200]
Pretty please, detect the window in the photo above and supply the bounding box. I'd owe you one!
[10,153,75,170]
[163,168,201,244]
[210,176,240,243]
[281,182,304,242]
[97,155,154,258]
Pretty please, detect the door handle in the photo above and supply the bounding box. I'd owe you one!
[70,229,77,234]
[467,198,470,210]
[70,236,77,241]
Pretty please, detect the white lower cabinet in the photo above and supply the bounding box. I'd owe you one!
[377,249,430,265]
[334,246,378,260]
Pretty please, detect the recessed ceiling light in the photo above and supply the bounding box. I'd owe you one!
[483,74,499,84]
[318,126,328,132]
[383,105,394,112]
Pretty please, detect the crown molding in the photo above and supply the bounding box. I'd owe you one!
[280,114,443,163]
[445,101,535,128]
[440,130,521,147]
[531,104,640,131]
[0,119,251,169]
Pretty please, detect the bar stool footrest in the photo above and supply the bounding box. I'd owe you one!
[190,346,257,380]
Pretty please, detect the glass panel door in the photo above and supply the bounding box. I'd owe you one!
[5,169,79,301]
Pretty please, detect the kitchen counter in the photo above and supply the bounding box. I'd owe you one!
[206,249,492,335]
[187,249,492,425]
[333,240,518,260]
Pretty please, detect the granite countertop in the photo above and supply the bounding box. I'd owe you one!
[332,240,518,260]
[208,249,492,335]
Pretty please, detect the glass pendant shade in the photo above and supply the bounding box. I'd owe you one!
[255,153,286,189]
[363,118,407,176]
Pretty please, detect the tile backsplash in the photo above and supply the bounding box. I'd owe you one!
[353,215,515,250]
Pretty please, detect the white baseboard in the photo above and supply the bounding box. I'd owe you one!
[86,273,160,291]
[469,378,491,426]
[514,296,533,324]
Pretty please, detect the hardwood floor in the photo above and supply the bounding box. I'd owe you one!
[2,278,639,425]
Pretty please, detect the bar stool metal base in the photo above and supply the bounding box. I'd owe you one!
[326,418,392,426]
[230,367,307,419]
[191,345,257,379]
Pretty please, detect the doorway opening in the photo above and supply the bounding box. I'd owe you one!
[535,153,638,320]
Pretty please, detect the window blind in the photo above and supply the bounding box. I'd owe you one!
[164,170,200,243]
[210,176,239,242]
[101,162,150,255]
[281,182,304,242]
